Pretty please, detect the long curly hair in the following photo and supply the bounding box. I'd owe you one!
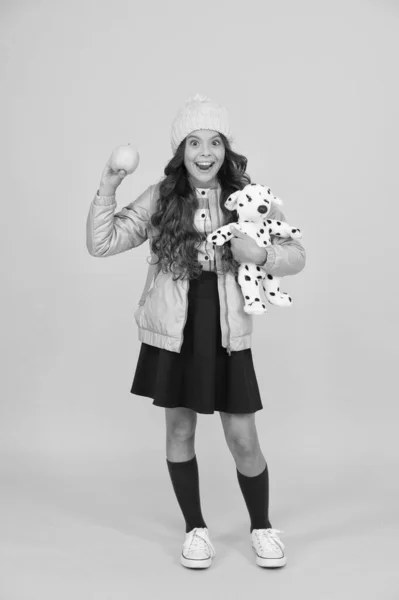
[150,133,251,281]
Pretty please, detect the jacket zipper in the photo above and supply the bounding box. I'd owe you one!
[210,185,232,356]
[223,275,232,355]
[178,279,190,352]
[215,190,232,356]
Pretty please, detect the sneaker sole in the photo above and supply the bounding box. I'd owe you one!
[252,546,287,568]
[181,554,213,569]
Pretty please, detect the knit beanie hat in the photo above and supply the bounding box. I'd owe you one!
[170,94,233,153]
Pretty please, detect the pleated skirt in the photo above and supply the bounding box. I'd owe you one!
[130,270,263,415]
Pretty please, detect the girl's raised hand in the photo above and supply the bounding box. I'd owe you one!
[98,159,127,196]
[98,144,140,196]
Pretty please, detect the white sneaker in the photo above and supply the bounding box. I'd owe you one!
[251,528,287,568]
[180,527,216,569]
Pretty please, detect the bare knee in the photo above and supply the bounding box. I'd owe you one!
[220,413,260,458]
[230,436,259,458]
[165,407,197,442]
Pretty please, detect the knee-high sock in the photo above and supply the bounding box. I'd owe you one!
[166,455,208,533]
[236,464,272,532]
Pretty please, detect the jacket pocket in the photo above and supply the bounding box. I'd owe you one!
[133,304,142,326]
[134,268,159,320]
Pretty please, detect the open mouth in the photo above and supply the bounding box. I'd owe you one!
[195,161,215,172]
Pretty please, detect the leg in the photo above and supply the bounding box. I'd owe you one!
[262,273,292,307]
[219,411,265,476]
[165,406,197,462]
[165,407,207,533]
[237,263,267,315]
[219,412,272,531]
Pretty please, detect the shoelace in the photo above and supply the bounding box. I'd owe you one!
[185,528,214,554]
[253,528,285,551]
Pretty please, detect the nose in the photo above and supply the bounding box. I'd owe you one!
[200,148,212,157]
[257,205,267,214]
[198,141,213,155]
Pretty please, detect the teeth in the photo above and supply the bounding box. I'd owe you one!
[196,162,214,171]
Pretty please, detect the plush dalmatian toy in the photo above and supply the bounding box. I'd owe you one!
[206,183,303,315]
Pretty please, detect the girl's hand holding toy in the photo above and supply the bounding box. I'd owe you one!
[230,226,266,265]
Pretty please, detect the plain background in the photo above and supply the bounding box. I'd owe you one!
[2,0,398,598]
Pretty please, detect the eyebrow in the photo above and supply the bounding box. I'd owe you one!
[187,133,221,140]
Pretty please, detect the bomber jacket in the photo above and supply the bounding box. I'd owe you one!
[86,181,306,355]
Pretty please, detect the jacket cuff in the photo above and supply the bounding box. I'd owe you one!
[93,191,116,206]
[259,246,276,269]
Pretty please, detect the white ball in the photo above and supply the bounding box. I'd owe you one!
[110,144,140,175]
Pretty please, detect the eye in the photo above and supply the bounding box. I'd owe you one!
[189,140,198,146]
[213,139,221,145]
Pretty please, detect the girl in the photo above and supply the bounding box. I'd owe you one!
[86,95,306,570]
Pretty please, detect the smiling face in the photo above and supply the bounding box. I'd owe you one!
[183,129,225,188]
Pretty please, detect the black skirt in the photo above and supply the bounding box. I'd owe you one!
[130,270,263,415]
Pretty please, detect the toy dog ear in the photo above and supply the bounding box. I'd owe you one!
[272,195,283,207]
[224,190,241,211]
